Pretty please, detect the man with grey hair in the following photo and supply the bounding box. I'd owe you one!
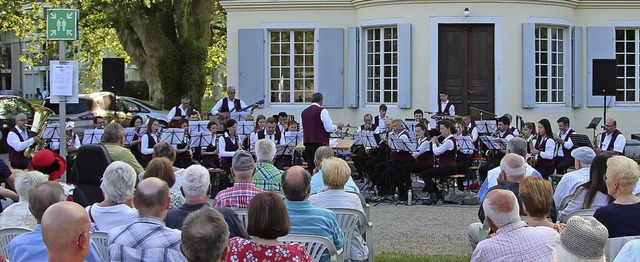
[86,161,138,232]
[283,165,344,262]
[102,122,144,174]
[181,207,229,262]
[0,171,48,229]
[471,189,557,261]
[210,86,257,120]
[108,177,183,261]
[553,146,596,209]
[213,150,264,209]
[8,181,103,262]
[7,112,41,169]
[478,137,543,202]
[301,92,344,172]
[165,165,248,238]
[252,139,283,191]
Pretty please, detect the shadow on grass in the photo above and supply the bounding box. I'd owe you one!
[376,252,471,262]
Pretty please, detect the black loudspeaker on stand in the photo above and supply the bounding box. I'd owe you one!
[592,59,617,123]
[102,58,125,95]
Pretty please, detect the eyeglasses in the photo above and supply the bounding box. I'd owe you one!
[76,231,88,245]
[603,174,608,181]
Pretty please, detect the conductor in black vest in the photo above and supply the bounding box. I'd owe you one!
[210,86,256,120]
[301,92,343,172]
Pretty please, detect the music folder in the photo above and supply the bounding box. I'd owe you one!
[569,133,594,149]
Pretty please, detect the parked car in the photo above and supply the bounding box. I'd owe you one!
[0,96,40,153]
[120,96,169,127]
[42,92,137,135]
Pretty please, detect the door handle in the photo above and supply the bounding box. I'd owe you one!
[468,90,475,94]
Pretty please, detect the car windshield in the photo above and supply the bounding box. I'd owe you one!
[43,98,93,114]
[130,98,160,110]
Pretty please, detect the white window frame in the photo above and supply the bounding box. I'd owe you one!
[614,28,640,104]
[362,26,399,105]
[267,29,316,105]
[534,25,569,104]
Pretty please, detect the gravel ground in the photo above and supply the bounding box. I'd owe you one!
[368,201,477,256]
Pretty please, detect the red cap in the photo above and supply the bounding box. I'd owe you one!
[27,149,67,181]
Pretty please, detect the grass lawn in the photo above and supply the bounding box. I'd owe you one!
[376,253,471,262]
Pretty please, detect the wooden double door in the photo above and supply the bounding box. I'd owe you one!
[438,24,495,119]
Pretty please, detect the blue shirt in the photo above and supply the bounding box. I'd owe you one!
[310,171,360,195]
[285,200,344,262]
[8,224,104,262]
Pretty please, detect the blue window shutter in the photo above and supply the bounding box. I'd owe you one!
[572,26,584,108]
[318,28,344,108]
[522,23,536,109]
[347,27,359,108]
[238,29,266,105]
[397,23,412,109]
[586,26,615,107]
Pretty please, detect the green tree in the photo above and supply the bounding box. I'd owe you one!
[0,0,227,110]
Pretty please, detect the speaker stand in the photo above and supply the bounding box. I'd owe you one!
[603,95,608,127]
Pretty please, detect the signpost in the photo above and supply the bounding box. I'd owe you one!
[47,8,79,182]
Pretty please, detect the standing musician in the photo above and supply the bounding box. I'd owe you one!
[140,118,161,167]
[455,120,474,191]
[531,119,556,179]
[166,95,194,123]
[381,119,413,201]
[277,112,288,134]
[300,92,343,172]
[353,114,379,179]
[596,118,626,155]
[374,104,388,133]
[421,120,457,205]
[210,86,258,121]
[522,122,536,154]
[478,115,514,181]
[218,119,242,190]
[431,91,455,120]
[553,117,576,174]
[200,121,220,169]
[410,123,434,174]
[173,118,193,168]
[8,113,41,169]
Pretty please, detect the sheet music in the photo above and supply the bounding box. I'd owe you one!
[479,136,507,150]
[388,132,414,152]
[82,129,104,145]
[190,131,213,147]
[138,126,148,136]
[361,131,379,148]
[475,120,498,134]
[236,121,254,136]
[42,123,61,141]
[353,133,362,146]
[124,127,136,145]
[160,128,186,145]
[454,135,476,154]
[188,121,210,134]
[230,112,250,121]
[405,121,418,139]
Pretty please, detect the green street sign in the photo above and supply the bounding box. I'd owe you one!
[46,9,78,40]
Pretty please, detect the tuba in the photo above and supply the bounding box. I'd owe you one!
[24,106,54,158]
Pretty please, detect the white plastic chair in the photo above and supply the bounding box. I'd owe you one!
[558,194,574,214]
[90,231,109,261]
[232,208,249,229]
[605,235,640,261]
[279,234,343,262]
[565,208,597,220]
[347,191,370,218]
[328,208,374,262]
[0,227,31,257]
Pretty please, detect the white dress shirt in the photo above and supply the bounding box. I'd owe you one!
[300,103,337,133]
[556,129,575,157]
[218,132,239,158]
[249,130,284,153]
[166,105,190,122]
[7,126,34,152]
[536,137,556,161]
[601,131,626,153]
[412,137,431,158]
[433,135,455,156]
[558,187,610,223]
[434,100,455,116]
[50,134,81,150]
[140,133,159,155]
[553,167,590,209]
[468,124,479,143]
[210,97,252,115]
[498,130,515,142]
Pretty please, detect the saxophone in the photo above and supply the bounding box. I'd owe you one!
[24,106,54,158]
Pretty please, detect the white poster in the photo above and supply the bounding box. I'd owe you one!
[49,60,79,104]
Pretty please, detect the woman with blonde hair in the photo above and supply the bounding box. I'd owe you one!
[520,176,555,228]
[309,146,360,194]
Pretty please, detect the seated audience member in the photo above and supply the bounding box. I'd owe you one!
[471,189,557,261]
[520,176,555,228]
[28,149,90,207]
[108,177,183,261]
[86,161,138,232]
[553,146,596,208]
[102,122,144,174]
[181,208,230,262]
[593,155,640,238]
[8,182,102,262]
[226,192,311,262]
[614,239,640,262]
[309,157,369,262]
[165,165,248,239]
[143,157,186,209]
[42,202,93,262]
[252,139,284,191]
[558,154,613,222]
[143,142,186,194]
[0,171,47,229]
[283,166,343,262]
[213,150,264,209]
[552,216,608,262]
[310,146,360,194]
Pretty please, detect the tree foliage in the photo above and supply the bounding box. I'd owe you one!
[0,0,227,111]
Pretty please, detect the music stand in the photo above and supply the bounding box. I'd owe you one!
[632,133,640,142]
[388,133,414,152]
[586,117,603,145]
[284,131,303,165]
[570,133,594,149]
[42,123,61,142]
[124,127,136,145]
[190,131,213,148]
[361,131,379,149]
[160,128,186,145]
[353,133,362,146]
[405,120,418,138]
[475,120,497,135]
[236,121,254,137]
[479,136,508,152]
[454,135,475,152]
[189,121,210,135]
[230,112,250,121]
[138,126,148,136]
[82,129,104,145]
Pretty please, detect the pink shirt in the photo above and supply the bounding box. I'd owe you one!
[471,221,557,262]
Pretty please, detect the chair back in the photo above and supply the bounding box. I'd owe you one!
[232,209,249,229]
[279,234,343,262]
[565,208,597,221]
[0,227,30,257]
[605,235,640,261]
[328,207,374,262]
[558,194,574,214]
[90,231,109,261]
[346,191,370,218]
[71,144,113,204]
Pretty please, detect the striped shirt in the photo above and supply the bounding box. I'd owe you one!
[285,200,344,262]
[213,182,264,209]
[252,162,283,191]
[108,216,184,262]
[471,221,557,262]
